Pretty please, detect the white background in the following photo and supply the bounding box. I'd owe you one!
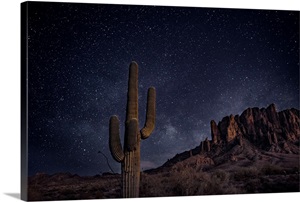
[0,0,299,201]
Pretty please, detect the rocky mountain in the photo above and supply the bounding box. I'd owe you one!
[151,103,299,171]
[209,103,299,153]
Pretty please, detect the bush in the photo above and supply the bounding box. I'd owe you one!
[28,186,43,201]
[260,164,284,175]
[140,166,240,196]
[233,167,259,181]
[211,169,229,184]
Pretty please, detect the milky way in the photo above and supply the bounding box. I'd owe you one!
[26,2,299,175]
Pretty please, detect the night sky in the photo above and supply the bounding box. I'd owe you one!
[27,2,299,176]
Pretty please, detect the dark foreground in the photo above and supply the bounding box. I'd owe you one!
[28,150,299,200]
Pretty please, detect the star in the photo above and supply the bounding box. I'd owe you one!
[26,2,299,176]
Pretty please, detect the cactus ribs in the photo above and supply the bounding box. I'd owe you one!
[109,61,156,198]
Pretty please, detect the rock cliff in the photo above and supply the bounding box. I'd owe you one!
[159,104,299,169]
[203,103,299,154]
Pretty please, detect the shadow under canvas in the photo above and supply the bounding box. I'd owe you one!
[5,193,20,200]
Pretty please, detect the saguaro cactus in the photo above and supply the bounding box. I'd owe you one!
[109,61,156,198]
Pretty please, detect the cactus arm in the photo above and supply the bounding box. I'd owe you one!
[108,61,156,198]
[125,118,138,151]
[109,115,124,162]
[141,87,156,139]
[126,61,139,124]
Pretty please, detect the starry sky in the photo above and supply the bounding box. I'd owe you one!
[27,2,299,176]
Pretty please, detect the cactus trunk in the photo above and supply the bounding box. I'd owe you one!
[108,61,156,198]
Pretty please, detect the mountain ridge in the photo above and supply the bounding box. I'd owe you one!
[147,103,299,172]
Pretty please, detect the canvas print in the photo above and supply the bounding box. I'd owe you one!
[21,1,300,201]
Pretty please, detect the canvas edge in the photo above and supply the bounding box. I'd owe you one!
[17,1,300,201]
[21,1,29,201]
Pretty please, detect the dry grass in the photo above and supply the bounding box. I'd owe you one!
[27,174,121,201]
[139,159,299,197]
[233,167,259,181]
[140,166,240,197]
[260,163,286,175]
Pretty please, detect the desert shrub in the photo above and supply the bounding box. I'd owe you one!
[211,169,229,184]
[170,167,208,196]
[167,167,235,196]
[141,166,240,196]
[28,186,43,201]
[60,188,78,200]
[140,167,210,196]
[233,167,259,181]
[140,172,168,197]
[199,169,241,195]
[244,178,261,193]
[260,164,285,175]
[288,167,299,174]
